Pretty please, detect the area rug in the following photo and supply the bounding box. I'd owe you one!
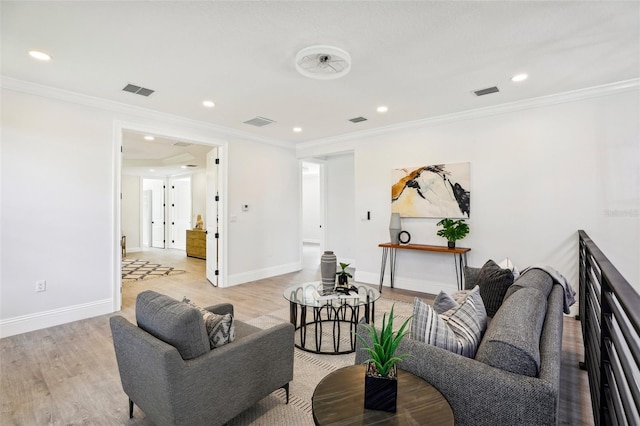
[226,298,413,425]
[121,258,187,282]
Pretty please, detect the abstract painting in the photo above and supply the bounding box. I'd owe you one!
[391,162,470,218]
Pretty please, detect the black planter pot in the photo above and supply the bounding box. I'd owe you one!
[448,241,456,249]
[364,364,398,412]
[338,274,349,285]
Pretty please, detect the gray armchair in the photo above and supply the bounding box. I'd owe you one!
[109,290,294,426]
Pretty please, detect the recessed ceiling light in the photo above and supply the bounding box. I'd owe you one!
[377,105,389,113]
[28,50,51,61]
[202,100,215,108]
[149,169,155,172]
[144,135,155,141]
[293,127,302,133]
[511,73,528,82]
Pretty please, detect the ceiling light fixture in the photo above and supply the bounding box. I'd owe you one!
[202,100,215,108]
[28,50,51,61]
[377,106,389,113]
[295,45,351,80]
[511,73,528,82]
[144,135,155,141]
[293,127,302,133]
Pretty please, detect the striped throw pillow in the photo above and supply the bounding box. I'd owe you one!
[411,296,482,358]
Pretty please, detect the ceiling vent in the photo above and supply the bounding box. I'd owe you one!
[122,83,155,97]
[173,142,191,147]
[349,116,368,123]
[183,164,198,168]
[244,116,276,127]
[474,86,499,96]
[295,45,351,80]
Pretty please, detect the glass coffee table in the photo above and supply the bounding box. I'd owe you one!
[283,282,380,355]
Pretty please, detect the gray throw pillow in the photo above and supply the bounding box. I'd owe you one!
[476,260,514,317]
[433,290,459,314]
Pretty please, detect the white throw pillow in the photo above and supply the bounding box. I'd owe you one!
[498,257,520,280]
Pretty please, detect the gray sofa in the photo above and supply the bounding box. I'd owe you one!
[355,268,564,426]
[110,290,294,426]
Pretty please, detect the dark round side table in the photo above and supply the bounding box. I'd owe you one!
[312,364,454,425]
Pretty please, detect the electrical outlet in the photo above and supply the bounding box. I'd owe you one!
[36,280,46,292]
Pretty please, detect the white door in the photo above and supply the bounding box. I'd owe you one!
[206,148,219,285]
[170,177,191,250]
[144,178,165,249]
[142,190,152,248]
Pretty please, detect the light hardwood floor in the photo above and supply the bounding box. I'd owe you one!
[1,245,593,425]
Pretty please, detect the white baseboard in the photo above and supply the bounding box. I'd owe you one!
[356,270,455,296]
[0,298,113,338]
[225,261,303,287]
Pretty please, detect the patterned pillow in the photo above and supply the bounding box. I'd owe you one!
[183,297,235,348]
[411,296,482,358]
[476,260,514,317]
[452,285,488,334]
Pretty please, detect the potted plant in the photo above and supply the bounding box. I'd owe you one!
[436,218,470,248]
[355,305,412,412]
[336,262,352,286]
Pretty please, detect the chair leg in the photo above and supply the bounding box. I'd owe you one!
[129,398,134,418]
[281,383,290,404]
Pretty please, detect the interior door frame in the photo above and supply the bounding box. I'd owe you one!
[300,158,327,255]
[114,120,228,311]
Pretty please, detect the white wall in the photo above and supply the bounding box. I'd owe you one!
[299,86,640,295]
[225,138,301,285]
[121,175,141,251]
[302,171,321,243]
[325,153,356,265]
[191,170,207,228]
[0,84,301,337]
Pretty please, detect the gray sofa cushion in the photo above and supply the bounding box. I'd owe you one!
[475,260,514,317]
[475,287,547,377]
[135,290,209,360]
[463,266,481,290]
[503,268,554,302]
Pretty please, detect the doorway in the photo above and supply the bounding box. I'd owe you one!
[116,124,227,311]
[301,160,325,263]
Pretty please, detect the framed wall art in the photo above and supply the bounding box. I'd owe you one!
[391,162,470,218]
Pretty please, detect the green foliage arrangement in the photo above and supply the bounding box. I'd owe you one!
[436,218,470,242]
[336,262,353,280]
[356,305,412,377]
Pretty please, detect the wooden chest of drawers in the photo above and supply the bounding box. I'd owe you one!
[186,230,206,259]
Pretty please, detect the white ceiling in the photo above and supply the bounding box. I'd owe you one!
[2,1,639,173]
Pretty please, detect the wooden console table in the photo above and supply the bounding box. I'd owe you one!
[378,243,470,292]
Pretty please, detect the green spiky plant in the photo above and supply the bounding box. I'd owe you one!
[356,305,412,377]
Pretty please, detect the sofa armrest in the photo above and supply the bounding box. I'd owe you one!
[110,315,186,423]
[204,303,234,316]
[171,321,294,424]
[355,322,557,426]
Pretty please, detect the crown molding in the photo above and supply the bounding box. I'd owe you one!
[298,78,640,151]
[0,76,294,150]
